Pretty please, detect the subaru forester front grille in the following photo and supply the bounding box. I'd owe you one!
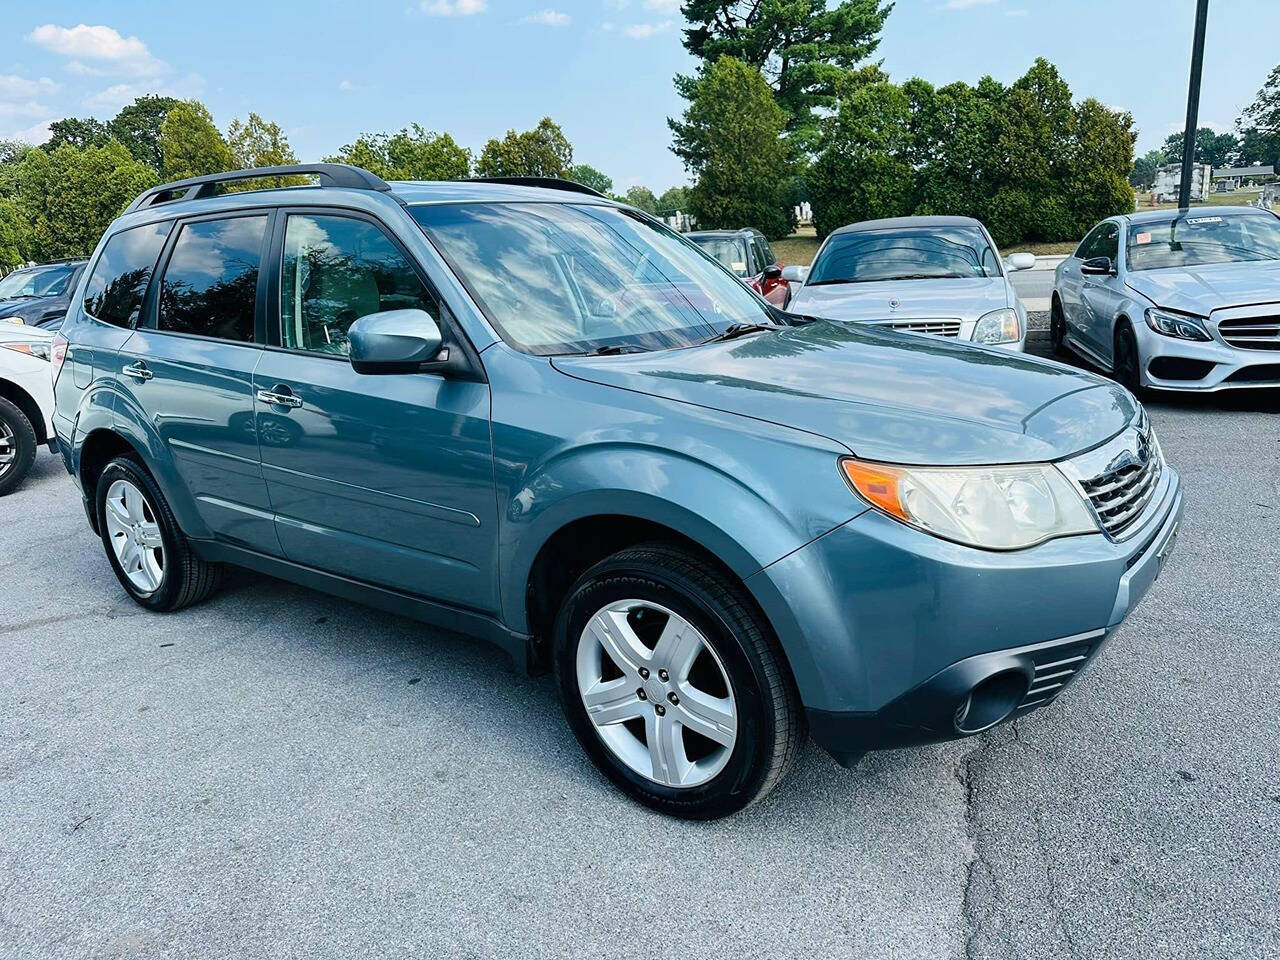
[1060,413,1164,541]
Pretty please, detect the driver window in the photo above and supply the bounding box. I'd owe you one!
[1097,223,1119,261]
[280,214,439,356]
[1076,225,1104,260]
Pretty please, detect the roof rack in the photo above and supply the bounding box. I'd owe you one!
[124,163,394,214]
[467,176,606,199]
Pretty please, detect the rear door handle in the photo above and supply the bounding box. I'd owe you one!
[256,387,303,409]
[122,362,153,381]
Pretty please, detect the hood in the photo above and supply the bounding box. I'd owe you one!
[790,276,1009,323]
[551,321,1135,466]
[1127,260,1280,314]
[0,297,51,321]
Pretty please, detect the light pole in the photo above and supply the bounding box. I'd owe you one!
[1178,0,1210,210]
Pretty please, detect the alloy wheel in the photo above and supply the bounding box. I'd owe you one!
[103,478,165,594]
[0,417,13,477]
[575,599,738,788]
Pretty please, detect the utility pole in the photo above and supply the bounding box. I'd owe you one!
[1178,0,1210,210]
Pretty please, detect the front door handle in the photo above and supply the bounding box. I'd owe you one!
[256,387,303,409]
[122,362,153,381]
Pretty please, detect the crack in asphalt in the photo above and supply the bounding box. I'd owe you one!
[1032,812,1081,959]
[957,733,996,960]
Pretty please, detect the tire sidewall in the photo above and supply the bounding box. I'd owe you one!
[1114,322,1143,394]
[96,458,183,610]
[0,397,36,496]
[553,557,775,817]
[1050,299,1066,353]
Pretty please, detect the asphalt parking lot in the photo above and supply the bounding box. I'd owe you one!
[2,345,1277,960]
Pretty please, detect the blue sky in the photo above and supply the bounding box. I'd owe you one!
[1,1,1277,192]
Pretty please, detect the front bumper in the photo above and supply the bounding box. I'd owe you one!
[1139,324,1280,391]
[746,464,1183,764]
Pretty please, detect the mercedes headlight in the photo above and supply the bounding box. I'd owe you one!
[841,458,1097,550]
[1144,307,1210,342]
[972,308,1021,345]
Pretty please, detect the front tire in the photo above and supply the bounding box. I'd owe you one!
[1049,298,1067,355]
[1113,321,1143,395]
[553,543,804,819]
[0,396,37,497]
[95,456,223,611]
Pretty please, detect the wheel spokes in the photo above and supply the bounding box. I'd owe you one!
[582,677,646,727]
[645,709,692,786]
[585,608,647,678]
[651,614,704,681]
[672,685,736,748]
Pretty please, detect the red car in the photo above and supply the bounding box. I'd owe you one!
[686,228,790,307]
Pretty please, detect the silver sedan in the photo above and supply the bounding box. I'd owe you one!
[782,215,1035,351]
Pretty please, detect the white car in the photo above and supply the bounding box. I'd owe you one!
[782,216,1036,351]
[0,323,56,495]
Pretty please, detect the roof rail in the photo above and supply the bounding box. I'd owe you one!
[124,163,394,214]
[467,176,606,199]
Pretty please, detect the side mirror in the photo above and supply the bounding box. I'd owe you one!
[1080,256,1115,277]
[762,264,783,281]
[781,265,808,283]
[348,309,446,375]
[1005,252,1037,272]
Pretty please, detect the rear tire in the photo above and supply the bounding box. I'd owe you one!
[0,396,37,497]
[95,455,223,612]
[553,543,804,819]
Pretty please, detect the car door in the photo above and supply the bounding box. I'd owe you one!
[1058,224,1103,339]
[116,210,280,555]
[1078,221,1123,357]
[253,209,498,612]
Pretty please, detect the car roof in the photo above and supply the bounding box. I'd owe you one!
[830,215,985,236]
[12,260,87,271]
[1123,206,1277,225]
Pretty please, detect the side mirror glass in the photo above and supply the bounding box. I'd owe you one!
[1005,252,1037,272]
[348,309,444,375]
[1080,256,1115,277]
[781,265,808,283]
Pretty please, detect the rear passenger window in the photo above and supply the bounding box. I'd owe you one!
[82,221,173,327]
[280,214,438,357]
[158,216,267,342]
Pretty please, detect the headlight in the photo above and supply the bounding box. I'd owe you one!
[1144,307,1210,341]
[1,341,51,361]
[972,308,1021,344]
[841,458,1097,550]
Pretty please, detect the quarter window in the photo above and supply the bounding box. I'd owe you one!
[280,214,438,357]
[158,216,267,342]
[82,221,174,327]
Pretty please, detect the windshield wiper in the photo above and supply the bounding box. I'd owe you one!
[701,322,774,344]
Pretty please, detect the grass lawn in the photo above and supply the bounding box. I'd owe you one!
[1136,189,1264,212]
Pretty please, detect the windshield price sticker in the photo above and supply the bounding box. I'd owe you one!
[1136,232,1152,245]
[1187,216,1224,225]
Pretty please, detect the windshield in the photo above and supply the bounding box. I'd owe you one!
[807,226,1000,284]
[1126,213,1280,271]
[0,264,75,299]
[411,202,773,355]
[688,236,751,277]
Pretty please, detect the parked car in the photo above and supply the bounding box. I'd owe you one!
[686,228,790,307]
[0,323,56,495]
[782,216,1034,351]
[0,260,87,329]
[1053,207,1280,391]
[54,164,1183,819]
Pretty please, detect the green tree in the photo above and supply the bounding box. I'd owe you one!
[1130,148,1167,189]
[1162,127,1239,168]
[16,142,157,261]
[670,57,794,239]
[568,163,612,194]
[475,118,573,178]
[905,76,1003,220]
[1236,65,1280,169]
[807,80,914,238]
[226,112,302,189]
[109,95,182,172]
[0,140,34,199]
[1063,99,1136,237]
[326,124,471,181]
[624,185,658,214]
[159,101,235,181]
[657,185,692,214]
[0,198,26,270]
[46,117,111,151]
[679,0,893,148]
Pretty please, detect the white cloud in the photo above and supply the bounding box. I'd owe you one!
[27,24,168,76]
[945,0,997,8]
[418,0,487,15]
[81,73,205,113]
[623,20,672,37]
[339,79,355,91]
[0,75,59,99]
[0,100,51,120]
[521,8,571,25]
[642,0,681,11]
[2,118,54,145]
